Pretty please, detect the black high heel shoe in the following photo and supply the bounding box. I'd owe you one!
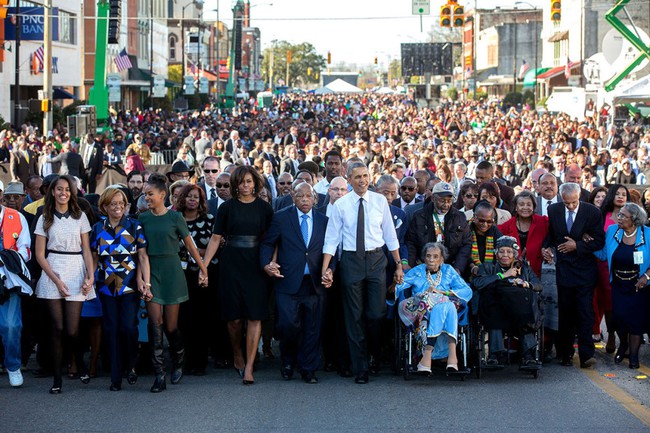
[150,374,167,393]
[242,378,255,385]
[629,355,640,369]
[234,366,245,378]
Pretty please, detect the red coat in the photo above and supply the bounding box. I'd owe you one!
[498,214,549,278]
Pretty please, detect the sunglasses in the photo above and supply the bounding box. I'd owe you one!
[475,218,494,224]
[400,186,415,191]
[464,193,479,198]
[278,182,291,185]
[203,169,219,173]
[215,183,230,188]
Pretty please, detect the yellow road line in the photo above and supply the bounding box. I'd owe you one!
[575,358,650,428]
[595,346,650,377]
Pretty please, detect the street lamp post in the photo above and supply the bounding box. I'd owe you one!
[211,4,220,103]
[181,0,203,91]
[515,1,539,101]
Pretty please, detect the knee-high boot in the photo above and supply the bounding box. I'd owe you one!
[149,323,166,393]
[169,329,185,385]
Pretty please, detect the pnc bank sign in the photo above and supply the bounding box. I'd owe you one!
[4,7,60,41]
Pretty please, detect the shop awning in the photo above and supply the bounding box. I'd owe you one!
[537,62,581,80]
[523,67,551,87]
[53,87,77,100]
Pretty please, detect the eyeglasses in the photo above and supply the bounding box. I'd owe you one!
[203,169,219,173]
[464,193,478,198]
[617,212,630,219]
[400,186,415,191]
[329,187,347,193]
[215,183,230,188]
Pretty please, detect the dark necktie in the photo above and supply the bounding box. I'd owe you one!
[567,210,574,233]
[357,197,365,259]
[210,188,216,200]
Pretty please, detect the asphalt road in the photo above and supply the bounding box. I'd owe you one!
[1,339,649,433]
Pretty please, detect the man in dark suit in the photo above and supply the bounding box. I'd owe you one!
[86,135,106,193]
[564,163,591,202]
[46,141,85,178]
[280,145,300,176]
[10,138,38,185]
[260,140,279,175]
[536,173,561,217]
[543,182,605,368]
[274,170,327,211]
[391,176,421,209]
[474,160,515,212]
[283,126,299,147]
[604,125,623,150]
[260,183,330,384]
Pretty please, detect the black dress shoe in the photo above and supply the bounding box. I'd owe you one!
[280,365,294,380]
[127,369,138,385]
[79,374,91,385]
[109,383,122,391]
[338,368,353,378]
[369,357,380,375]
[49,386,62,394]
[580,358,597,369]
[354,371,369,384]
[301,371,319,384]
[560,357,573,367]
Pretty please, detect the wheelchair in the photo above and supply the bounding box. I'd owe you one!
[469,289,545,380]
[393,288,473,381]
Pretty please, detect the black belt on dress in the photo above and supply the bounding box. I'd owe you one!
[226,235,259,248]
[47,249,82,255]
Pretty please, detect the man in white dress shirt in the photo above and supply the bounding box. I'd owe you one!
[321,162,404,384]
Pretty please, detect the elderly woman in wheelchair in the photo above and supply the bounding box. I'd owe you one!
[395,242,472,374]
[473,236,543,369]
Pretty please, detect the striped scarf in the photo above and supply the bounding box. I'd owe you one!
[471,231,494,266]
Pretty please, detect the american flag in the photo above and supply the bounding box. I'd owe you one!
[565,57,574,80]
[114,48,133,72]
[34,44,44,67]
[518,59,531,80]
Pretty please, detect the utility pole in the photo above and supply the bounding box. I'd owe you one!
[13,0,20,128]
[43,0,53,133]
[149,0,154,108]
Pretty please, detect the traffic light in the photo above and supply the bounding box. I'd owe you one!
[0,0,8,63]
[108,0,121,44]
[327,51,331,64]
[41,99,51,112]
[550,1,561,22]
[374,56,378,65]
[226,56,231,70]
[307,67,312,76]
[453,5,464,27]
[440,5,451,27]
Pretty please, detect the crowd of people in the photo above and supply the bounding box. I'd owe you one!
[0,93,649,393]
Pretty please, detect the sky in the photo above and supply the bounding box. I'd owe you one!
[202,0,544,66]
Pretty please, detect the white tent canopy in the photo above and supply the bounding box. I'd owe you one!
[612,75,650,105]
[313,86,334,94]
[325,78,363,93]
[375,87,395,94]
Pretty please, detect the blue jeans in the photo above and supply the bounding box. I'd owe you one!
[0,292,22,371]
[101,292,140,385]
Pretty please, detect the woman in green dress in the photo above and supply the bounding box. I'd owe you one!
[138,173,208,393]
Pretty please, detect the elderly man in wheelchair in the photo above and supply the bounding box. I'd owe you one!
[473,236,543,370]
[395,242,472,374]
